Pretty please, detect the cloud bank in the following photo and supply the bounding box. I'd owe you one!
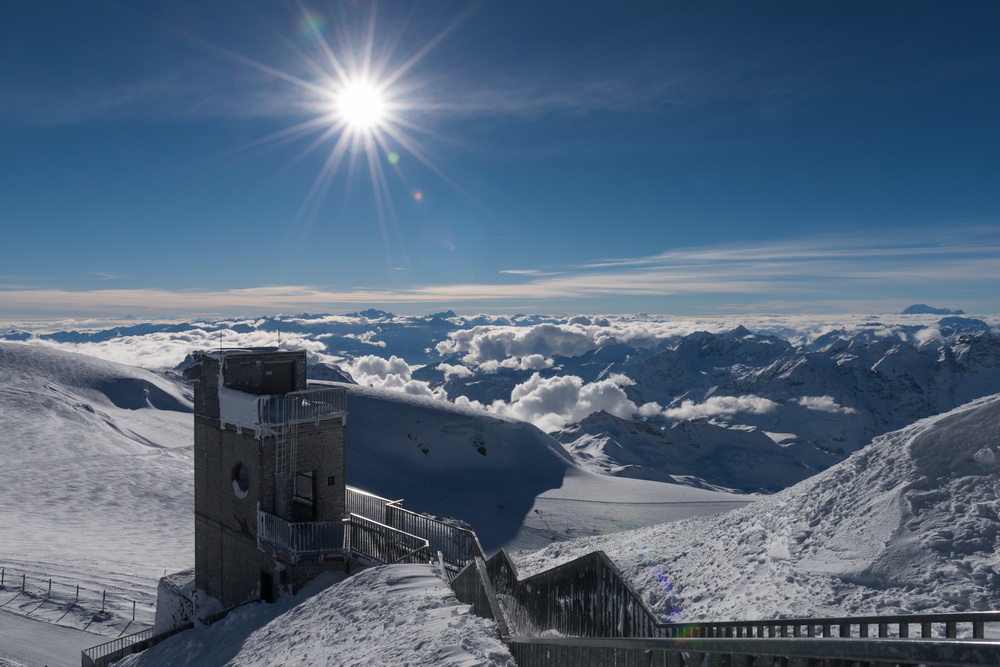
[3,228,1000,318]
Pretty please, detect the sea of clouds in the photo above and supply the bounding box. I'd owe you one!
[3,311,996,433]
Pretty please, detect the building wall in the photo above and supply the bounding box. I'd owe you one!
[193,348,347,607]
[221,351,306,395]
[194,416,273,605]
[274,420,347,522]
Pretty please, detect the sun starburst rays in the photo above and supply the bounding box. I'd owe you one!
[199,2,477,276]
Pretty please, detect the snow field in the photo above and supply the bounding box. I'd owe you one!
[516,395,1000,624]
[118,565,514,667]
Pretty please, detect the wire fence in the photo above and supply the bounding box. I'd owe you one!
[0,565,156,632]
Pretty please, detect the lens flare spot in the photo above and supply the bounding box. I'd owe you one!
[388,152,400,165]
[413,189,423,201]
[298,13,328,43]
[641,546,683,621]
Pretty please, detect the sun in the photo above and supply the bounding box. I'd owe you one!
[213,2,477,246]
[336,80,386,132]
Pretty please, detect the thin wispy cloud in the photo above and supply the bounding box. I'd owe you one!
[499,269,560,276]
[2,227,997,318]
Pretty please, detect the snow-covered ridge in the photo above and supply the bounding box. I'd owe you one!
[518,393,1000,622]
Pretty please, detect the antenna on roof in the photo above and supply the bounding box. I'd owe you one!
[277,327,281,348]
[219,331,223,351]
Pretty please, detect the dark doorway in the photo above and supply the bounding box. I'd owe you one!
[292,470,317,522]
[260,570,275,603]
[262,361,295,394]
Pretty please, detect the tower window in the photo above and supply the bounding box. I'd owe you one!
[232,462,250,499]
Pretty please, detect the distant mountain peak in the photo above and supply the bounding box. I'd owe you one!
[902,304,965,315]
[346,308,395,319]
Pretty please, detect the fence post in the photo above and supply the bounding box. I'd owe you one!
[133,600,136,621]
[48,578,52,597]
[76,585,80,604]
[1,568,4,586]
[102,590,106,612]
[22,574,25,591]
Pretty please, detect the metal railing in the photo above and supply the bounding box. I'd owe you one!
[345,514,430,565]
[258,387,347,426]
[81,622,193,667]
[506,635,1000,666]
[345,486,485,569]
[385,505,485,569]
[662,610,1000,640]
[346,486,401,524]
[452,549,1000,666]
[256,509,430,566]
[257,510,346,556]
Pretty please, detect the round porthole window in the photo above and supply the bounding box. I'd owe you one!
[232,462,249,499]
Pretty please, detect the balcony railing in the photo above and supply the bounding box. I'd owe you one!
[257,509,430,566]
[257,510,346,556]
[258,387,347,426]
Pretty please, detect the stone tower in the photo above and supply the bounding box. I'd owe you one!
[187,348,348,607]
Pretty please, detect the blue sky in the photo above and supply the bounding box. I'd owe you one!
[2,1,999,318]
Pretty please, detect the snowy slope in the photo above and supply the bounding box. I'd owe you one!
[555,410,835,492]
[0,342,194,633]
[118,566,513,667]
[0,342,745,650]
[337,382,750,552]
[518,393,1000,622]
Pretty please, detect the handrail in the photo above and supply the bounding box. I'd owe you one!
[506,635,1000,666]
[453,549,1000,666]
[666,610,1000,640]
[345,486,485,569]
[81,622,193,667]
[258,387,347,427]
[256,509,432,567]
[346,513,430,566]
[385,504,485,569]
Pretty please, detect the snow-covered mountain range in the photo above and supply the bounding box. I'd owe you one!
[2,308,1000,665]
[6,311,1000,492]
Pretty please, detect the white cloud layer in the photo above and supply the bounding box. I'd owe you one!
[341,355,446,400]
[15,328,329,370]
[661,395,779,420]
[795,395,857,414]
[436,322,671,365]
[483,372,638,433]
